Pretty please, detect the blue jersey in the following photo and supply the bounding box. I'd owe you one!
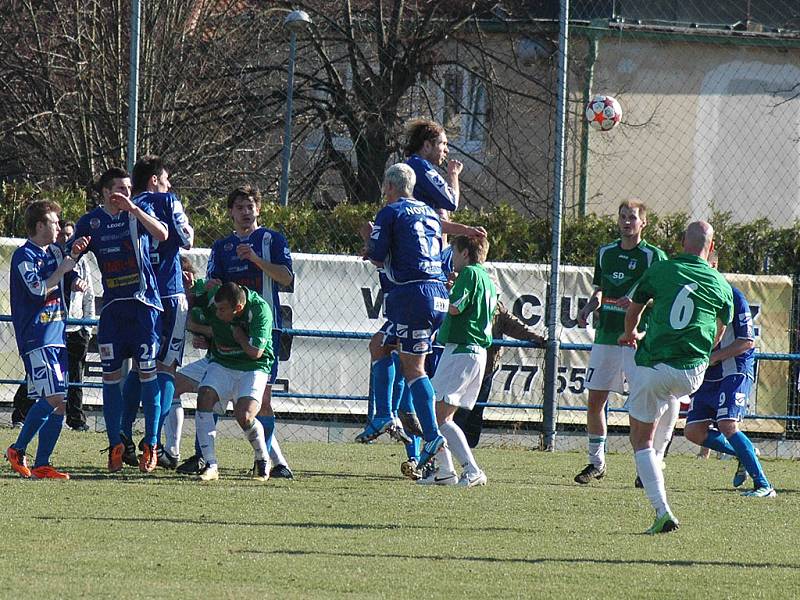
[10,241,67,354]
[134,191,194,297]
[72,206,163,313]
[440,245,454,279]
[704,286,755,381]
[406,154,458,212]
[207,227,293,330]
[368,198,444,285]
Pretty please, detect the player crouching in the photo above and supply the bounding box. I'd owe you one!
[188,282,274,482]
[419,235,497,487]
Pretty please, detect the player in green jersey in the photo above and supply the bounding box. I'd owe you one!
[575,200,668,484]
[187,281,275,481]
[619,221,733,533]
[419,235,498,487]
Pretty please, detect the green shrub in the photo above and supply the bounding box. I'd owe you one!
[2,182,798,275]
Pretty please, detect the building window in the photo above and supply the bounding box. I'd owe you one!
[441,67,487,152]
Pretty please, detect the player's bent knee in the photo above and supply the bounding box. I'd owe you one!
[196,386,219,411]
[717,419,739,437]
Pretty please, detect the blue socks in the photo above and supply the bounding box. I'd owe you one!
[14,398,56,453]
[391,353,404,415]
[103,381,124,447]
[257,415,276,453]
[728,431,769,488]
[121,372,141,439]
[372,356,395,420]
[34,412,64,467]
[408,376,439,441]
[156,372,175,444]
[140,377,161,447]
[405,436,420,462]
[702,429,737,456]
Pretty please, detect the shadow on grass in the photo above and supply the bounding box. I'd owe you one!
[248,548,800,570]
[30,515,537,535]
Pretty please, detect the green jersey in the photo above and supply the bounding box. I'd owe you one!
[591,239,667,345]
[631,253,733,370]
[191,282,274,373]
[438,264,498,349]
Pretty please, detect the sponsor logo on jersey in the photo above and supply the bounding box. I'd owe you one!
[106,221,127,229]
[413,341,430,353]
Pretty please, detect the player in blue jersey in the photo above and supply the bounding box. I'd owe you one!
[118,155,194,469]
[178,184,293,478]
[683,250,775,497]
[363,162,450,469]
[5,200,90,479]
[71,167,168,473]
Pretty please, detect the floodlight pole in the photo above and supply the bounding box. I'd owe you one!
[542,0,570,451]
[127,0,141,172]
[279,10,312,207]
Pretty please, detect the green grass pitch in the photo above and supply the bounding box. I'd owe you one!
[1,431,797,599]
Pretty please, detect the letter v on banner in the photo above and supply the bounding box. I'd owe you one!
[361,287,384,319]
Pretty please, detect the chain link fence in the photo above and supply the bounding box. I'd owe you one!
[1,0,799,456]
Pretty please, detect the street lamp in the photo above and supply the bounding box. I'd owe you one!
[279,10,312,206]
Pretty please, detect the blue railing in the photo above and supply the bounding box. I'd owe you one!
[1,317,798,421]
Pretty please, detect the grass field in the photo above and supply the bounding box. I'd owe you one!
[1,430,798,599]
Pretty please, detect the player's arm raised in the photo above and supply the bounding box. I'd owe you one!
[113,192,168,241]
[236,244,294,287]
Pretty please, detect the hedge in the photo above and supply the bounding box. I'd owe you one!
[2,182,799,276]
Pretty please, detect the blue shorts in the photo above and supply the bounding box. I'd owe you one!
[378,320,398,346]
[425,343,445,377]
[686,375,752,424]
[268,329,281,384]
[386,281,448,355]
[24,346,68,400]
[98,300,160,373]
[156,295,189,367]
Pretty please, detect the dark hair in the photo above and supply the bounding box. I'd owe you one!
[180,255,196,275]
[451,234,489,264]
[227,184,262,210]
[25,200,61,237]
[132,155,167,193]
[97,167,130,192]
[58,220,75,230]
[403,118,444,157]
[214,281,246,307]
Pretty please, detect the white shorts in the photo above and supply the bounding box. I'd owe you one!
[627,363,706,423]
[199,361,269,405]
[177,356,210,384]
[430,344,487,410]
[585,344,636,394]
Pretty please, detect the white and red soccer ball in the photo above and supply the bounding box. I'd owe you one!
[585,94,622,131]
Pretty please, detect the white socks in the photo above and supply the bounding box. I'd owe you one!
[243,420,268,461]
[195,411,218,465]
[588,435,606,468]
[441,420,480,474]
[635,448,671,517]
[653,399,680,465]
[164,401,184,458]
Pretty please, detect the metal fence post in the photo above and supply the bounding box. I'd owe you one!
[542,0,570,451]
[127,0,141,173]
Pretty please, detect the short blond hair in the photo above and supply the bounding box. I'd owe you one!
[618,199,647,220]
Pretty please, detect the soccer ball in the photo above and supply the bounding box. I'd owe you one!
[585,95,622,131]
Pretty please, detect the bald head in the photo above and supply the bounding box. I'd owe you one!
[683,221,714,258]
